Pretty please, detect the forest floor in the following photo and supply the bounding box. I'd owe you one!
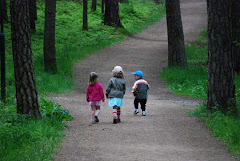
[53,0,239,160]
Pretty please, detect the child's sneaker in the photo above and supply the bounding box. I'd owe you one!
[134,109,139,114]
[92,119,97,124]
[117,118,121,123]
[94,115,99,122]
[113,119,117,124]
[142,111,146,116]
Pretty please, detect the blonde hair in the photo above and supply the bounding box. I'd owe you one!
[89,72,98,86]
[113,72,124,78]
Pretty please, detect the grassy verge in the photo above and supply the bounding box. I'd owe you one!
[1,0,165,160]
[161,30,240,156]
[0,98,73,161]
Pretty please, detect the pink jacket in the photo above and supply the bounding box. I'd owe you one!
[86,82,105,102]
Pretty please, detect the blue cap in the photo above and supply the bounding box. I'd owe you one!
[132,70,143,78]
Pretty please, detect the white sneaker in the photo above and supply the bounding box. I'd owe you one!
[142,111,146,116]
[92,119,97,124]
[134,109,139,114]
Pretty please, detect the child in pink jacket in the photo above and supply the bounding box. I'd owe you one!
[86,72,105,124]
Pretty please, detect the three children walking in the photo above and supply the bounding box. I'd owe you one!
[86,66,149,124]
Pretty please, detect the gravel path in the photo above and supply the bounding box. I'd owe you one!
[53,1,239,160]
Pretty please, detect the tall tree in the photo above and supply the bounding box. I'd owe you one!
[44,0,57,73]
[29,0,37,32]
[92,0,97,11]
[102,0,104,14]
[104,0,123,27]
[1,0,8,23]
[207,0,237,113]
[166,0,187,67]
[83,0,88,30]
[10,0,41,118]
[232,0,240,74]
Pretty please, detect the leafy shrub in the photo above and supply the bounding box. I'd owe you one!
[40,98,73,121]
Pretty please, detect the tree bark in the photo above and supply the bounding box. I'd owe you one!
[44,0,57,73]
[232,0,240,74]
[104,0,123,27]
[92,0,97,11]
[102,0,104,14]
[207,0,237,114]
[0,0,8,23]
[29,0,36,32]
[83,0,88,30]
[10,0,41,119]
[166,0,187,67]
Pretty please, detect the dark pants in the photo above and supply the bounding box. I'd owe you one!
[134,98,147,111]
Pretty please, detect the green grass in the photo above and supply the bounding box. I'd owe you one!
[161,29,240,156]
[161,30,208,99]
[1,0,166,160]
[189,104,240,156]
[0,98,73,161]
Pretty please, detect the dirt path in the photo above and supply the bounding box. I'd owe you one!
[53,1,238,160]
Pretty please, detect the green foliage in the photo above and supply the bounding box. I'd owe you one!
[161,66,208,98]
[40,98,73,121]
[0,98,72,161]
[190,104,240,155]
[161,30,208,98]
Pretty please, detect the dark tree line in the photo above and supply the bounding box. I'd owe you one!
[166,0,239,114]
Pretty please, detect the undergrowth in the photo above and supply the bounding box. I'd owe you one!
[161,30,208,98]
[161,29,240,156]
[0,98,73,161]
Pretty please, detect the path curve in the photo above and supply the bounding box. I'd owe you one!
[53,1,238,160]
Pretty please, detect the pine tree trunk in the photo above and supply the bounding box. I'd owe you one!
[92,0,97,11]
[44,0,57,73]
[232,0,240,74]
[104,0,123,27]
[83,0,88,30]
[166,0,187,67]
[102,0,104,13]
[34,0,37,20]
[207,0,237,114]
[29,0,36,32]
[2,0,8,23]
[10,0,41,119]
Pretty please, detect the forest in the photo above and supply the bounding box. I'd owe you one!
[1,0,240,160]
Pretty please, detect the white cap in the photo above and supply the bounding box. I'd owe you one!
[112,66,123,73]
